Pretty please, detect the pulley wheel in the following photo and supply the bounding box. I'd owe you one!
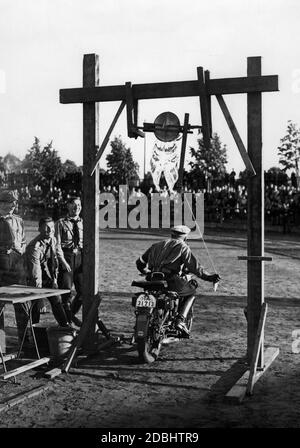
[154,112,180,142]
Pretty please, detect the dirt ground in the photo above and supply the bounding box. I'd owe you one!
[0,223,300,429]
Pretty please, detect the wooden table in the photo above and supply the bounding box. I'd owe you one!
[0,284,70,380]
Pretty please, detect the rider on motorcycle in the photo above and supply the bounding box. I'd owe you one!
[136,225,220,337]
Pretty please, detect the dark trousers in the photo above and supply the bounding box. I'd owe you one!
[58,251,83,320]
[0,252,28,342]
[31,294,68,327]
[166,274,197,297]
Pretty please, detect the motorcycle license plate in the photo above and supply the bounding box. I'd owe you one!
[136,294,156,308]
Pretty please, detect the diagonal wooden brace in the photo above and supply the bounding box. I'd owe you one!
[216,94,256,177]
[246,302,268,395]
[63,292,104,373]
[90,100,126,176]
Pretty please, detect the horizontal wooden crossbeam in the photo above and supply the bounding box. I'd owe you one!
[238,256,273,261]
[141,122,197,133]
[60,75,278,104]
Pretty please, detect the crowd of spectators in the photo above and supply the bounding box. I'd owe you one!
[7,184,80,221]
[2,170,300,233]
[100,171,300,233]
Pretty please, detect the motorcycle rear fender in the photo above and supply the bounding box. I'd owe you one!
[135,312,149,339]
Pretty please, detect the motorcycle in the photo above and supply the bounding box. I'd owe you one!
[131,271,197,364]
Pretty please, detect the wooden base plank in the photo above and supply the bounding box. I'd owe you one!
[0,352,18,365]
[0,384,50,413]
[225,347,279,403]
[97,337,120,351]
[44,367,63,379]
[1,357,50,380]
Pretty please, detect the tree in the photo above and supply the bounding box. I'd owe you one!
[265,166,288,186]
[3,153,22,172]
[0,156,5,173]
[106,136,139,185]
[22,137,66,189]
[41,141,66,189]
[0,157,5,186]
[63,159,79,174]
[278,120,300,178]
[189,132,228,189]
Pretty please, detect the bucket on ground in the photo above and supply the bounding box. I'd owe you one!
[46,326,77,358]
[25,323,50,355]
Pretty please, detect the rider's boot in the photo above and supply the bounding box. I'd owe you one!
[175,295,195,338]
[175,314,190,338]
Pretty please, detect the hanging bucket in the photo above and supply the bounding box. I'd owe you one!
[46,326,77,358]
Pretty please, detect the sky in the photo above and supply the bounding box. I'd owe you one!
[0,0,300,177]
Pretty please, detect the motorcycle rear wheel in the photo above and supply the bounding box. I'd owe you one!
[136,312,164,364]
[186,306,194,332]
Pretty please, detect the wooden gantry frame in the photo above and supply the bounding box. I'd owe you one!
[59,54,279,400]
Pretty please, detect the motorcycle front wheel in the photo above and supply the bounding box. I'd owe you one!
[136,310,164,364]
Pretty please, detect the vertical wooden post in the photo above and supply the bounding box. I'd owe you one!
[82,54,100,351]
[143,126,146,179]
[197,66,211,150]
[204,70,212,138]
[247,57,264,367]
[0,307,5,354]
[177,113,189,191]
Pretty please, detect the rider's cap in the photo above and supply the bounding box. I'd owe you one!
[171,225,191,236]
[0,189,18,203]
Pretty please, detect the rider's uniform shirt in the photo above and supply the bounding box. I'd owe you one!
[0,213,26,255]
[136,238,204,296]
[0,213,26,286]
[55,216,83,265]
[0,210,28,339]
[26,235,59,288]
[137,238,204,277]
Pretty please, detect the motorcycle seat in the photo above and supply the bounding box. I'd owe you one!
[131,280,168,290]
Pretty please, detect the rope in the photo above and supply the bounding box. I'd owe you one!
[184,195,217,273]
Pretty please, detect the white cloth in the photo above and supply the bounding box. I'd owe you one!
[150,140,179,192]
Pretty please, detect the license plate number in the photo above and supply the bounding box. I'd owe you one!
[136,294,156,308]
